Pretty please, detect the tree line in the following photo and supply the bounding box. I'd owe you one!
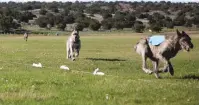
[0,1,199,33]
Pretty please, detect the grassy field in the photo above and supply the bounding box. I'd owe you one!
[0,32,198,105]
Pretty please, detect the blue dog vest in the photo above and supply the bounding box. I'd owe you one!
[149,35,165,46]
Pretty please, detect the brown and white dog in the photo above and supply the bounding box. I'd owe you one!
[134,30,194,78]
[24,32,28,42]
[66,29,81,61]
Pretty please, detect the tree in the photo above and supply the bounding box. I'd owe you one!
[52,8,59,13]
[39,9,47,15]
[137,13,148,19]
[89,19,101,31]
[57,23,66,31]
[46,13,55,27]
[184,19,192,27]
[150,23,162,32]
[22,4,33,10]
[48,3,59,13]
[166,22,174,29]
[101,18,113,30]
[86,4,101,14]
[62,8,70,16]
[63,15,75,24]
[113,21,124,30]
[75,17,91,28]
[192,14,199,25]
[54,14,63,25]
[173,14,186,26]
[36,16,48,28]
[12,21,21,29]
[102,12,112,19]
[76,23,84,31]
[73,12,85,19]
[125,14,136,22]
[123,21,134,28]
[19,11,36,23]
[114,11,126,21]
[133,21,145,33]
[0,15,13,32]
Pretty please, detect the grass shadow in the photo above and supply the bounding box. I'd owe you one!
[85,58,126,62]
[180,74,199,80]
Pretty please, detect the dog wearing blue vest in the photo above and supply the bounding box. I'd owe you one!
[134,30,193,78]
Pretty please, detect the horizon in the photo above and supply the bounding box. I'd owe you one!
[0,0,199,3]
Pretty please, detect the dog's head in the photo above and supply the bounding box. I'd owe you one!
[71,29,80,42]
[176,30,193,52]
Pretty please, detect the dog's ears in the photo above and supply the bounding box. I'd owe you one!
[71,28,79,36]
[176,29,181,36]
[174,29,182,39]
[182,31,191,40]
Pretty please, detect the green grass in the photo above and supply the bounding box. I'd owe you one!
[0,34,198,105]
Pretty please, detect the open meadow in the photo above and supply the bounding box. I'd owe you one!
[0,31,198,105]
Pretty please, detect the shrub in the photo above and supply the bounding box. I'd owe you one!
[76,23,84,31]
[57,23,66,31]
[89,19,101,31]
[39,9,47,15]
[0,15,14,32]
[133,21,145,33]
[101,19,113,30]
[150,23,162,32]
[36,16,48,28]
[113,21,124,30]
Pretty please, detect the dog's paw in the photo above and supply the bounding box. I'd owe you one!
[72,58,75,61]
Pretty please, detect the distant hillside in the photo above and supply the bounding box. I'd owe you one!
[0,1,199,33]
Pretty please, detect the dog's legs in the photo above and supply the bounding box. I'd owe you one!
[70,45,75,61]
[159,61,174,75]
[75,49,79,57]
[67,48,71,59]
[141,53,153,74]
[66,42,70,59]
[159,57,175,76]
[75,41,81,57]
[168,61,174,76]
[153,60,161,78]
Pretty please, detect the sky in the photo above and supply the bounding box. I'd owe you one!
[0,0,199,3]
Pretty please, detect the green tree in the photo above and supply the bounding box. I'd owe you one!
[36,16,48,28]
[184,19,192,27]
[0,15,13,32]
[57,23,66,31]
[166,22,174,29]
[114,11,126,21]
[54,14,63,25]
[113,21,124,30]
[64,15,75,24]
[39,9,47,15]
[133,21,145,33]
[89,19,101,31]
[173,14,186,26]
[102,12,112,19]
[76,23,84,31]
[19,11,36,23]
[101,18,113,30]
[46,13,55,27]
[150,23,162,32]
